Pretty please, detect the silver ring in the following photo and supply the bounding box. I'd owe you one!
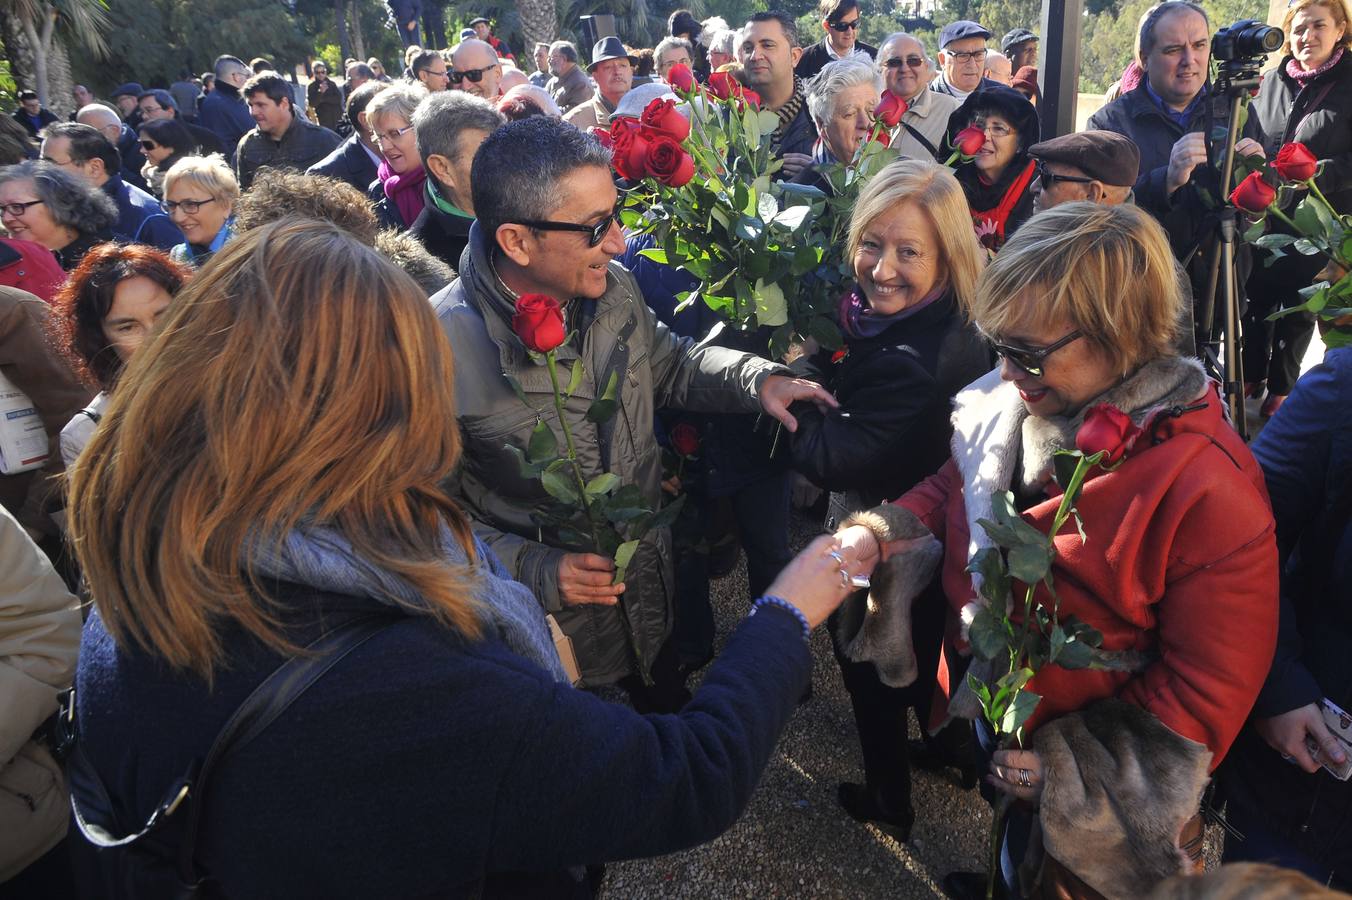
[839,568,851,587]
[1018,768,1031,788]
[827,549,845,565]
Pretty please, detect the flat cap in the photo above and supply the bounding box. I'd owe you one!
[111,82,144,98]
[940,20,991,48]
[1001,28,1038,53]
[1028,130,1141,187]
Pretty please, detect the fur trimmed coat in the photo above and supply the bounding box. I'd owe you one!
[839,358,1280,897]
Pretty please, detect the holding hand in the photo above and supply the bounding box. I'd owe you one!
[758,375,838,433]
[763,534,872,629]
[990,748,1045,805]
[557,553,625,606]
[1256,703,1348,774]
[780,152,813,181]
[1166,133,1209,196]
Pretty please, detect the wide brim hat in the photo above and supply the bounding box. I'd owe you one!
[589,36,638,72]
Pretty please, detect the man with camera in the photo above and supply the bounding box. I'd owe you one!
[1087,1,1267,310]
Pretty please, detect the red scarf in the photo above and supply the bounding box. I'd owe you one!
[970,159,1036,251]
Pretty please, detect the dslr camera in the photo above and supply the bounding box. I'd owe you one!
[1212,19,1284,63]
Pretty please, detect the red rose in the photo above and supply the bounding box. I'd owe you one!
[708,71,743,101]
[666,63,696,93]
[1273,142,1318,182]
[609,122,652,181]
[1230,170,1277,214]
[954,124,986,158]
[874,130,892,148]
[644,135,696,187]
[874,92,908,128]
[593,128,614,151]
[512,293,566,353]
[1075,403,1142,466]
[740,89,760,109]
[670,422,700,456]
[639,97,691,142]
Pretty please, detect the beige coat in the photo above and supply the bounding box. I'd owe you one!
[562,92,615,133]
[0,505,81,880]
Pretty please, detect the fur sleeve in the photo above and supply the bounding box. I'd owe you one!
[1033,699,1211,900]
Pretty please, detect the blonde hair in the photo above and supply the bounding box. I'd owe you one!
[970,202,1183,374]
[68,218,481,681]
[1282,0,1352,56]
[162,153,240,204]
[368,82,428,129]
[846,159,984,316]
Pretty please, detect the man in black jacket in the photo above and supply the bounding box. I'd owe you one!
[306,81,384,192]
[794,0,877,81]
[407,91,504,271]
[235,72,340,190]
[136,90,224,155]
[740,11,818,180]
[11,91,56,138]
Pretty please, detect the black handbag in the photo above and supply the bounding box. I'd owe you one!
[61,614,398,899]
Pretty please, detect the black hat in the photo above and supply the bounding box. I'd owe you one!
[940,20,991,48]
[1028,130,1141,187]
[588,36,637,72]
[1001,28,1038,54]
[111,82,144,98]
[468,16,490,27]
[949,84,1041,152]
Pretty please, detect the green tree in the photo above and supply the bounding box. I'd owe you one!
[1,0,110,104]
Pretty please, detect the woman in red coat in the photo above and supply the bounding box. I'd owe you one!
[833,202,1279,898]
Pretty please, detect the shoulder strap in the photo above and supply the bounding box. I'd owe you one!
[70,613,398,890]
[899,121,938,159]
[1286,79,1337,144]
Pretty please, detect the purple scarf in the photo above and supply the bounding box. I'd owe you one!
[1288,46,1343,83]
[837,285,945,339]
[379,160,427,227]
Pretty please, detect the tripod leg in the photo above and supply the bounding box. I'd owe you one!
[1221,236,1248,440]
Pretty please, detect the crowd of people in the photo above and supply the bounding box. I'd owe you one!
[1,0,1350,897]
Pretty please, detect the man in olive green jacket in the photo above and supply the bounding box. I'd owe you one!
[433,118,833,704]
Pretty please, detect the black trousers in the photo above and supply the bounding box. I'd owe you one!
[1243,248,1324,395]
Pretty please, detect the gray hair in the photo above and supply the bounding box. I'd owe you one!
[549,41,578,63]
[368,83,428,129]
[708,29,738,57]
[472,117,610,247]
[213,54,248,80]
[878,31,932,66]
[0,160,116,234]
[654,36,694,65]
[347,62,375,80]
[806,58,883,128]
[413,90,506,163]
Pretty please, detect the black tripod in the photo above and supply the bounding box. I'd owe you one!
[1196,66,1261,441]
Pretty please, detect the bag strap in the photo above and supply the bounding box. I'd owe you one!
[69,613,398,889]
[1286,79,1337,145]
[899,121,938,159]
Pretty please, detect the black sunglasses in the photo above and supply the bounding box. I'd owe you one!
[449,66,492,84]
[516,208,622,247]
[883,55,926,69]
[986,329,1084,378]
[829,19,861,31]
[139,140,159,151]
[1035,161,1097,188]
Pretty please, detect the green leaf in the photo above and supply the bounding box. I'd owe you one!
[1052,452,1080,490]
[734,215,765,242]
[752,278,788,327]
[1243,218,1267,242]
[585,472,620,498]
[966,672,994,722]
[967,546,1011,606]
[757,190,778,221]
[637,247,669,264]
[771,204,811,232]
[527,419,558,464]
[613,538,640,570]
[968,603,1008,662]
[644,493,687,532]
[1254,233,1298,250]
[1048,624,1068,663]
[991,492,1050,547]
[1008,543,1054,584]
[540,468,580,504]
[1294,238,1324,256]
[1001,689,1042,740]
[1056,638,1095,669]
[585,371,619,424]
[565,360,585,399]
[504,444,543,478]
[502,372,530,405]
[1294,197,1325,237]
[806,315,843,351]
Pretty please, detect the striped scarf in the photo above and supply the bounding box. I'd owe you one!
[771,77,806,153]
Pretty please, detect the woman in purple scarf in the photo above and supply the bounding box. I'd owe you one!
[786,159,992,841]
[366,83,429,230]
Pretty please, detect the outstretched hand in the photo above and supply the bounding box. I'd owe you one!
[758,375,838,433]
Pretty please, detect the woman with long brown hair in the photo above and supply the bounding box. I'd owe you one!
[67,218,866,898]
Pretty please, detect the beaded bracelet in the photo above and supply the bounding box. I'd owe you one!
[749,595,811,644]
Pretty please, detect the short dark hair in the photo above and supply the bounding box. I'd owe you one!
[250,57,273,73]
[17,89,38,102]
[213,55,246,79]
[413,91,505,164]
[138,118,196,157]
[346,80,383,125]
[749,10,801,48]
[411,48,444,76]
[1139,1,1209,58]
[45,121,121,175]
[348,63,375,80]
[242,71,293,109]
[818,0,859,22]
[138,89,178,113]
[669,9,701,38]
[472,117,611,249]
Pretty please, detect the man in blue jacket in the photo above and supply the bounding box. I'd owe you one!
[199,55,256,155]
[39,123,181,250]
[739,11,818,180]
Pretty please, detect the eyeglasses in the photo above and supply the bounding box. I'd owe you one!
[515,207,622,247]
[972,118,1013,138]
[0,199,43,217]
[986,329,1084,378]
[420,67,450,80]
[160,197,216,215]
[947,48,988,63]
[1034,161,1097,187]
[828,19,861,31]
[373,123,415,145]
[449,66,494,84]
[883,55,927,69]
[139,140,160,151]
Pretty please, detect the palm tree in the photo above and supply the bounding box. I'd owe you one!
[1,0,110,105]
[518,0,556,53]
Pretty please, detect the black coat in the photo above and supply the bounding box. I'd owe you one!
[794,39,878,81]
[408,195,473,273]
[10,107,56,138]
[306,135,379,193]
[1253,53,1352,214]
[788,293,991,502]
[185,120,225,156]
[947,85,1041,251]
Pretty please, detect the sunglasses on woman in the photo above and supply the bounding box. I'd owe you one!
[139,140,160,151]
[985,329,1084,378]
[514,207,623,247]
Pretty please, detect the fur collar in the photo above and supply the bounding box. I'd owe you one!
[949,356,1208,597]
